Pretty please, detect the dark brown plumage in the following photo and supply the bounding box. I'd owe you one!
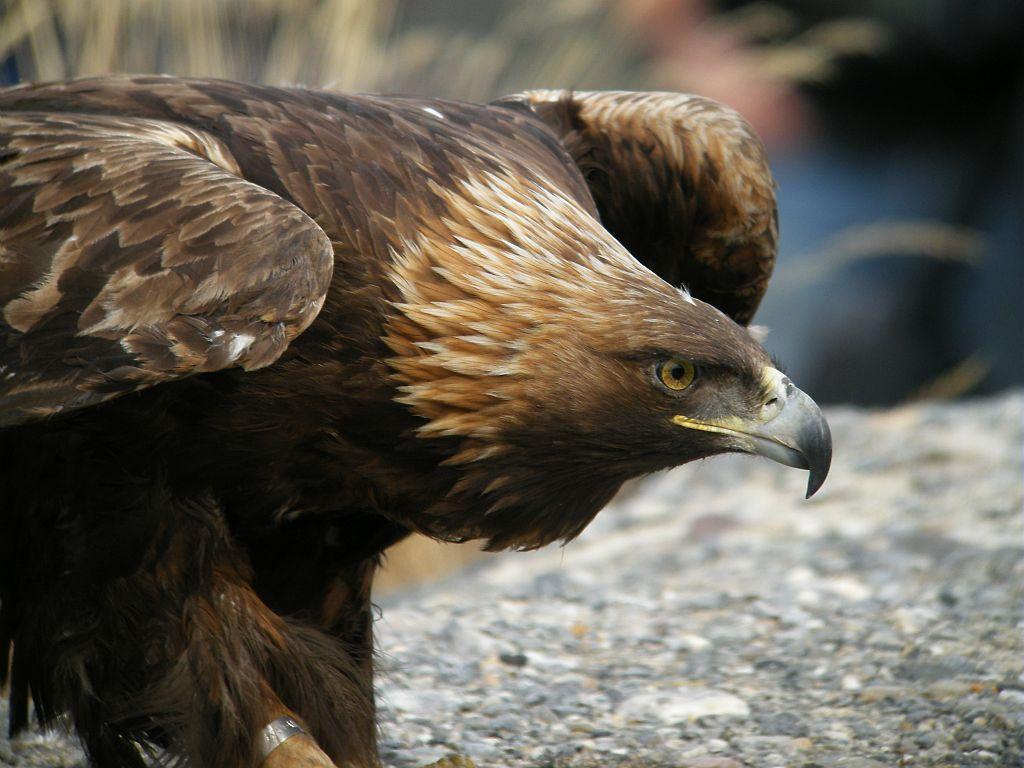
[0,76,830,768]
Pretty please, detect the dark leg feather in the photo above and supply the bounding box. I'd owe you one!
[242,515,410,767]
[2,489,378,767]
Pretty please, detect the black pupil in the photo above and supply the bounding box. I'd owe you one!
[670,364,685,380]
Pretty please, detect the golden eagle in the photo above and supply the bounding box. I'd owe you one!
[0,76,830,768]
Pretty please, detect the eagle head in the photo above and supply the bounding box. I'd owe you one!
[383,170,830,550]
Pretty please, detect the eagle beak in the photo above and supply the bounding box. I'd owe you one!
[744,368,832,498]
[672,367,832,498]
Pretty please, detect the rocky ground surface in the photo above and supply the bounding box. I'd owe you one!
[2,392,1022,768]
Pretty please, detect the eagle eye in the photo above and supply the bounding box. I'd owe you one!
[655,357,697,393]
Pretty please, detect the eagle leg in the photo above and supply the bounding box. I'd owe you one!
[136,511,380,768]
[240,517,409,768]
[3,490,378,768]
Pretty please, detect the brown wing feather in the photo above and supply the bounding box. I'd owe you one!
[0,112,333,427]
[0,75,596,221]
[495,89,778,324]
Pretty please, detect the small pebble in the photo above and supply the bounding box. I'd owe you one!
[618,688,750,722]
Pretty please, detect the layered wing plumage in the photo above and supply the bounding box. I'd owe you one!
[0,111,334,427]
[496,89,778,324]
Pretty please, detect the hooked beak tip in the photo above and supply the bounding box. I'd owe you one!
[799,397,832,498]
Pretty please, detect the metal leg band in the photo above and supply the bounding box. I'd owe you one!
[257,716,307,761]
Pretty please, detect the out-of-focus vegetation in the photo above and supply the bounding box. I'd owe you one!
[0,0,908,100]
[0,0,641,98]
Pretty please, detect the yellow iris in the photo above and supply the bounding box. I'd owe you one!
[657,358,696,391]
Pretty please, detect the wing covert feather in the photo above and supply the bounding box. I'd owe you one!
[0,113,334,427]
[496,90,778,324]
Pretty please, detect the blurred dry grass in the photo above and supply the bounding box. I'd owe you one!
[780,220,986,286]
[0,0,986,590]
[0,0,640,98]
[0,0,895,95]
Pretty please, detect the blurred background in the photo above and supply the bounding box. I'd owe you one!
[2,0,1021,587]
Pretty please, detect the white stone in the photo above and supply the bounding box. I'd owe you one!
[618,688,750,722]
[678,633,712,651]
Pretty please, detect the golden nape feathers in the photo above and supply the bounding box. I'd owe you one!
[0,77,829,768]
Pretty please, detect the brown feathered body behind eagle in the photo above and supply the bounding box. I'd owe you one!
[0,76,829,768]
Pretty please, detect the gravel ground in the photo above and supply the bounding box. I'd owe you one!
[3,392,1022,767]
